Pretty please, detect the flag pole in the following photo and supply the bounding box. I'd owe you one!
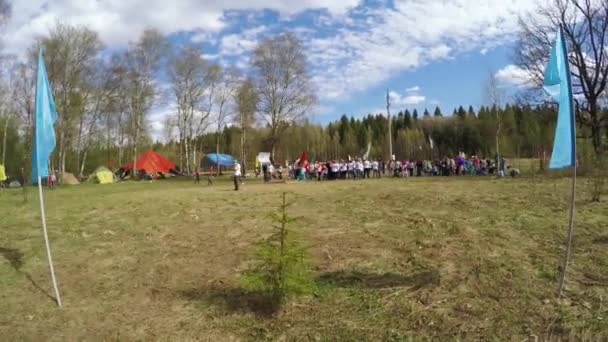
[556,25,577,299]
[37,176,62,307]
[558,163,576,298]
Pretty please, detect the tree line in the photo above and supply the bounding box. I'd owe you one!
[180,103,607,168]
[0,0,606,179]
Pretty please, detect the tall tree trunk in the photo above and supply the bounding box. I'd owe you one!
[106,115,112,167]
[58,130,65,174]
[1,116,8,166]
[132,114,140,178]
[495,119,501,177]
[216,132,220,176]
[241,127,247,174]
[589,100,602,156]
[192,142,197,172]
[80,149,88,178]
[184,137,190,175]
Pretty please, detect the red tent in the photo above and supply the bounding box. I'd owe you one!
[122,150,176,174]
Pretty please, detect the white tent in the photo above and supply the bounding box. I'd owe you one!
[257,152,271,164]
[257,152,272,179]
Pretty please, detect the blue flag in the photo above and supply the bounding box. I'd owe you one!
[543,29,576,169]
[31,49,58,183]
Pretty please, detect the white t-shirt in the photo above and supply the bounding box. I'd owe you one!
[357,162,364,171]
[372,161,379,170]
[340,163,347,172]
[348,162,355,170]
[234,163,242,176]
[363,160,371,169]
[331,163,339,172]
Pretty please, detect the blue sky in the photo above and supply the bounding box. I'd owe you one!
[5,0,536,135]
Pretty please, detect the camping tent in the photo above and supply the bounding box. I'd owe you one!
[121,150,177,176]
[201,153,238,169]
[61,172,80,185]
[0,164,6,182]
[88,166,114,184]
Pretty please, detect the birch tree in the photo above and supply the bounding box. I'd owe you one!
[251,33,316,158]
[234,78,258,173]
[212,68,239,175]
[169,44,209,174]
[123,29,167,176]
[517,0,608,155]
[32,23,101,173]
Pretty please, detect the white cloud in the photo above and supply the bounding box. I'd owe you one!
[495,64,533,87]
[218,25,270,56]
[389,90,426,106]
[1,0,361,55]
[406,86,420,93]
[306,0,538,99]
[428,44,451,59]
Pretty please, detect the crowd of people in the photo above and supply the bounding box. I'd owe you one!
[260,155,520,182]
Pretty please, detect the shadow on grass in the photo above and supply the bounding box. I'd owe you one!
[593,235,608,245]
[0,246,57,303]
[177,287,281,318]
[316,269,440,290]
[177,270,439,318]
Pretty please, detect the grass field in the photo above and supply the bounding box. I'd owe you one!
[1,175,607,340]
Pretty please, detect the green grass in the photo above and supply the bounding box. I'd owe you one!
[1,175,607,340]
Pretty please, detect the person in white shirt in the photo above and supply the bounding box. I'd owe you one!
[363,159,371,179]
[356,160,364,178]
[330,161,339,180]
[372,160,379,178]
[233,161,242,191]
[347,160,354,179]
[340,160,348,179]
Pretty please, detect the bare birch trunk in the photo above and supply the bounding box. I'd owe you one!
[79,149,88,178]
[216,132,220,176]
[2,116,8,166]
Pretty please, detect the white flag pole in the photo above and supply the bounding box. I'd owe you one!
[557,163,576,298]
[37,176,62,307]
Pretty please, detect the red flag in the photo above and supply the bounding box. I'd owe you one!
[298,151,308,166]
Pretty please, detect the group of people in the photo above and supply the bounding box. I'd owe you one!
[261,154,519,182]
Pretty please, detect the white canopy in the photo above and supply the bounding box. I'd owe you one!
[257,152,271,165]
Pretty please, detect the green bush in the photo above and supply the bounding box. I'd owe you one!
[241,192,313,305]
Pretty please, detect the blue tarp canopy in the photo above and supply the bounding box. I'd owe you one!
[203,153,238,167]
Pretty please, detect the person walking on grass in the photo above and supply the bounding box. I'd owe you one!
[207,167,215,185]
[194,168,200,184]
[233,160,242,191]
[48,170,57,189]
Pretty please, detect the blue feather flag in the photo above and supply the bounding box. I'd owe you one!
[31,49,58,183]
[543,29,576,169]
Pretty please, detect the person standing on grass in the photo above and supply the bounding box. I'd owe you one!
[363,159,371,179]
[194,168,200,184]
[340,160,348,179]
[372,159,379,178]
[48,170,57,189]
[207,167,215,185]
[233,161,242,191]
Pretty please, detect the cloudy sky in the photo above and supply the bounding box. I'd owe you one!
[4,0,539,135]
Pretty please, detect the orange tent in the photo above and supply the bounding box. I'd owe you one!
[122,150,176,175]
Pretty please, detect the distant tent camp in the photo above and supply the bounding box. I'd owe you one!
[88,166,114,184]
[121,150,177,177]
[61,172,80,185]
[201,153,238,169]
